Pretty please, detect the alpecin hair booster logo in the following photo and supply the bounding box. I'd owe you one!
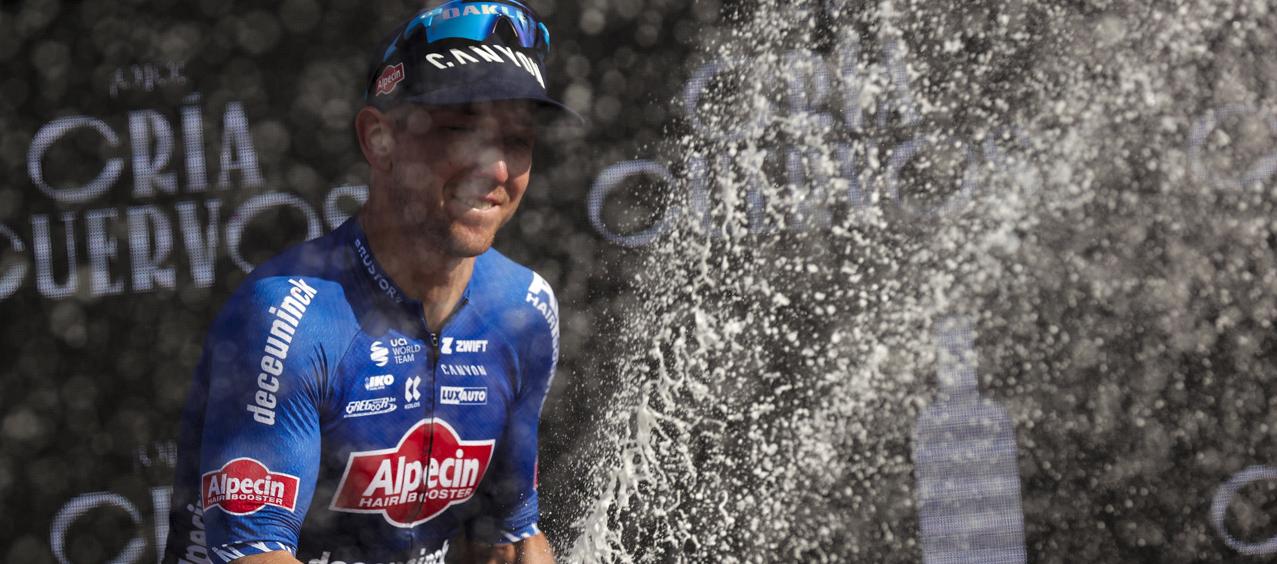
[201,458,300,515]
[330,419,494,527]
[376,63,406,96]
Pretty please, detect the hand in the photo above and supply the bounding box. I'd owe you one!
[466,532,555,564]
[231,551,302,564]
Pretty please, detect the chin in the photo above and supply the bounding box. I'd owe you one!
[444,233,498,258]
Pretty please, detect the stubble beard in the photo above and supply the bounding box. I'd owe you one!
[386,164,494,260]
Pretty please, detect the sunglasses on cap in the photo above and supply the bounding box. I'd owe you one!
[381,0,550,64]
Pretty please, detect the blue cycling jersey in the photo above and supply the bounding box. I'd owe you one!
[164,217,559,564]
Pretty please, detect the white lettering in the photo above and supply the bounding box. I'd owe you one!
[85,208,125,296]
[450,48,480,65]
[31,213,78,299]
[515,52,544,88]
[28,116,123,204]
[365,459,395,497]
[175,199,220,287]
[426,53,449,70]
[128,109,177,197]
[461,458,479,487]
[181,94,209,192]
[0,224,27,301]
[126,205,175,291]
[257,373,279,392]
[492,45,519,66]
[225,192,321,273]
[469,45,502,63]
[215,102,263,190]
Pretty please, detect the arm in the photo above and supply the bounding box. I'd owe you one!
[465,272,559,562]
[465,532,555,564]
[195,277,338,562]
[232,552,303,564]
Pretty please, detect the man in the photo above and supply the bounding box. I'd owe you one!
[164,2,576,562]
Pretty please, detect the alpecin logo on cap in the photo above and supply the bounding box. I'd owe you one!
[376,63,406,96]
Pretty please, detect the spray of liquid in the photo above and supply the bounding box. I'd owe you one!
[568,0,1277,561]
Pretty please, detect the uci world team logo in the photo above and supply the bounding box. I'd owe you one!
[370,341,389,367]
[329,419,494,527]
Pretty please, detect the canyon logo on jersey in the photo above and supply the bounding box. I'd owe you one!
[329,419,494,527]
[201,458,300,515]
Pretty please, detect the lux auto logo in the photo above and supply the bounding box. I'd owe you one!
[329,419,494,527]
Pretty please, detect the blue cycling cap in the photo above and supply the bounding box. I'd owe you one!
[365,0,583,125]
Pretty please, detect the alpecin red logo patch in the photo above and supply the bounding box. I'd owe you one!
[376,63,406,96]
[201,458,300,515]
[329,418,495,527]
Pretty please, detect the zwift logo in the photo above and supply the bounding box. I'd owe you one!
[441,337,487,354]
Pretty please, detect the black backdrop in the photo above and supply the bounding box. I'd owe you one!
[0,1,702,561]
[5,1,1277,563]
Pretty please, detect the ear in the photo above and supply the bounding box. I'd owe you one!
[355,106,395,172]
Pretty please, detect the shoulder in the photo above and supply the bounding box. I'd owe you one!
[245,228,351,282]
[208,231,361,357]
[471,249,559,355]
[217,229,358,328]
[208,274,356,357]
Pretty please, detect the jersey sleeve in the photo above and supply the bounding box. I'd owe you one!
[195,276,348,561]
[466,271,559,544]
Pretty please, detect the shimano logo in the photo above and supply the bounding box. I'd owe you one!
[247,278,319,426]
[370,341,389,367]
[441,338,487,354]
[344,397,397,418]
[440,386,487,406]
[365,374,395,391]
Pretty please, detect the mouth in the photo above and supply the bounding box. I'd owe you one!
[446,178,503,214]
[452,195,496,210]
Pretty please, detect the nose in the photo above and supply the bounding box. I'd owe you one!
[472,144,511,183]
[449,131,511,183]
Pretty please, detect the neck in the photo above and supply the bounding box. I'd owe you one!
[357,212,473,333]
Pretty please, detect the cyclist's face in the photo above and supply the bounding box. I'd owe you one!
[383,101,536,258]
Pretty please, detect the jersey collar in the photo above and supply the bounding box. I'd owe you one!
[334,216,476,333]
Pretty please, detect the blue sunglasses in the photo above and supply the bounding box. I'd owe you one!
[384,0,551,62]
